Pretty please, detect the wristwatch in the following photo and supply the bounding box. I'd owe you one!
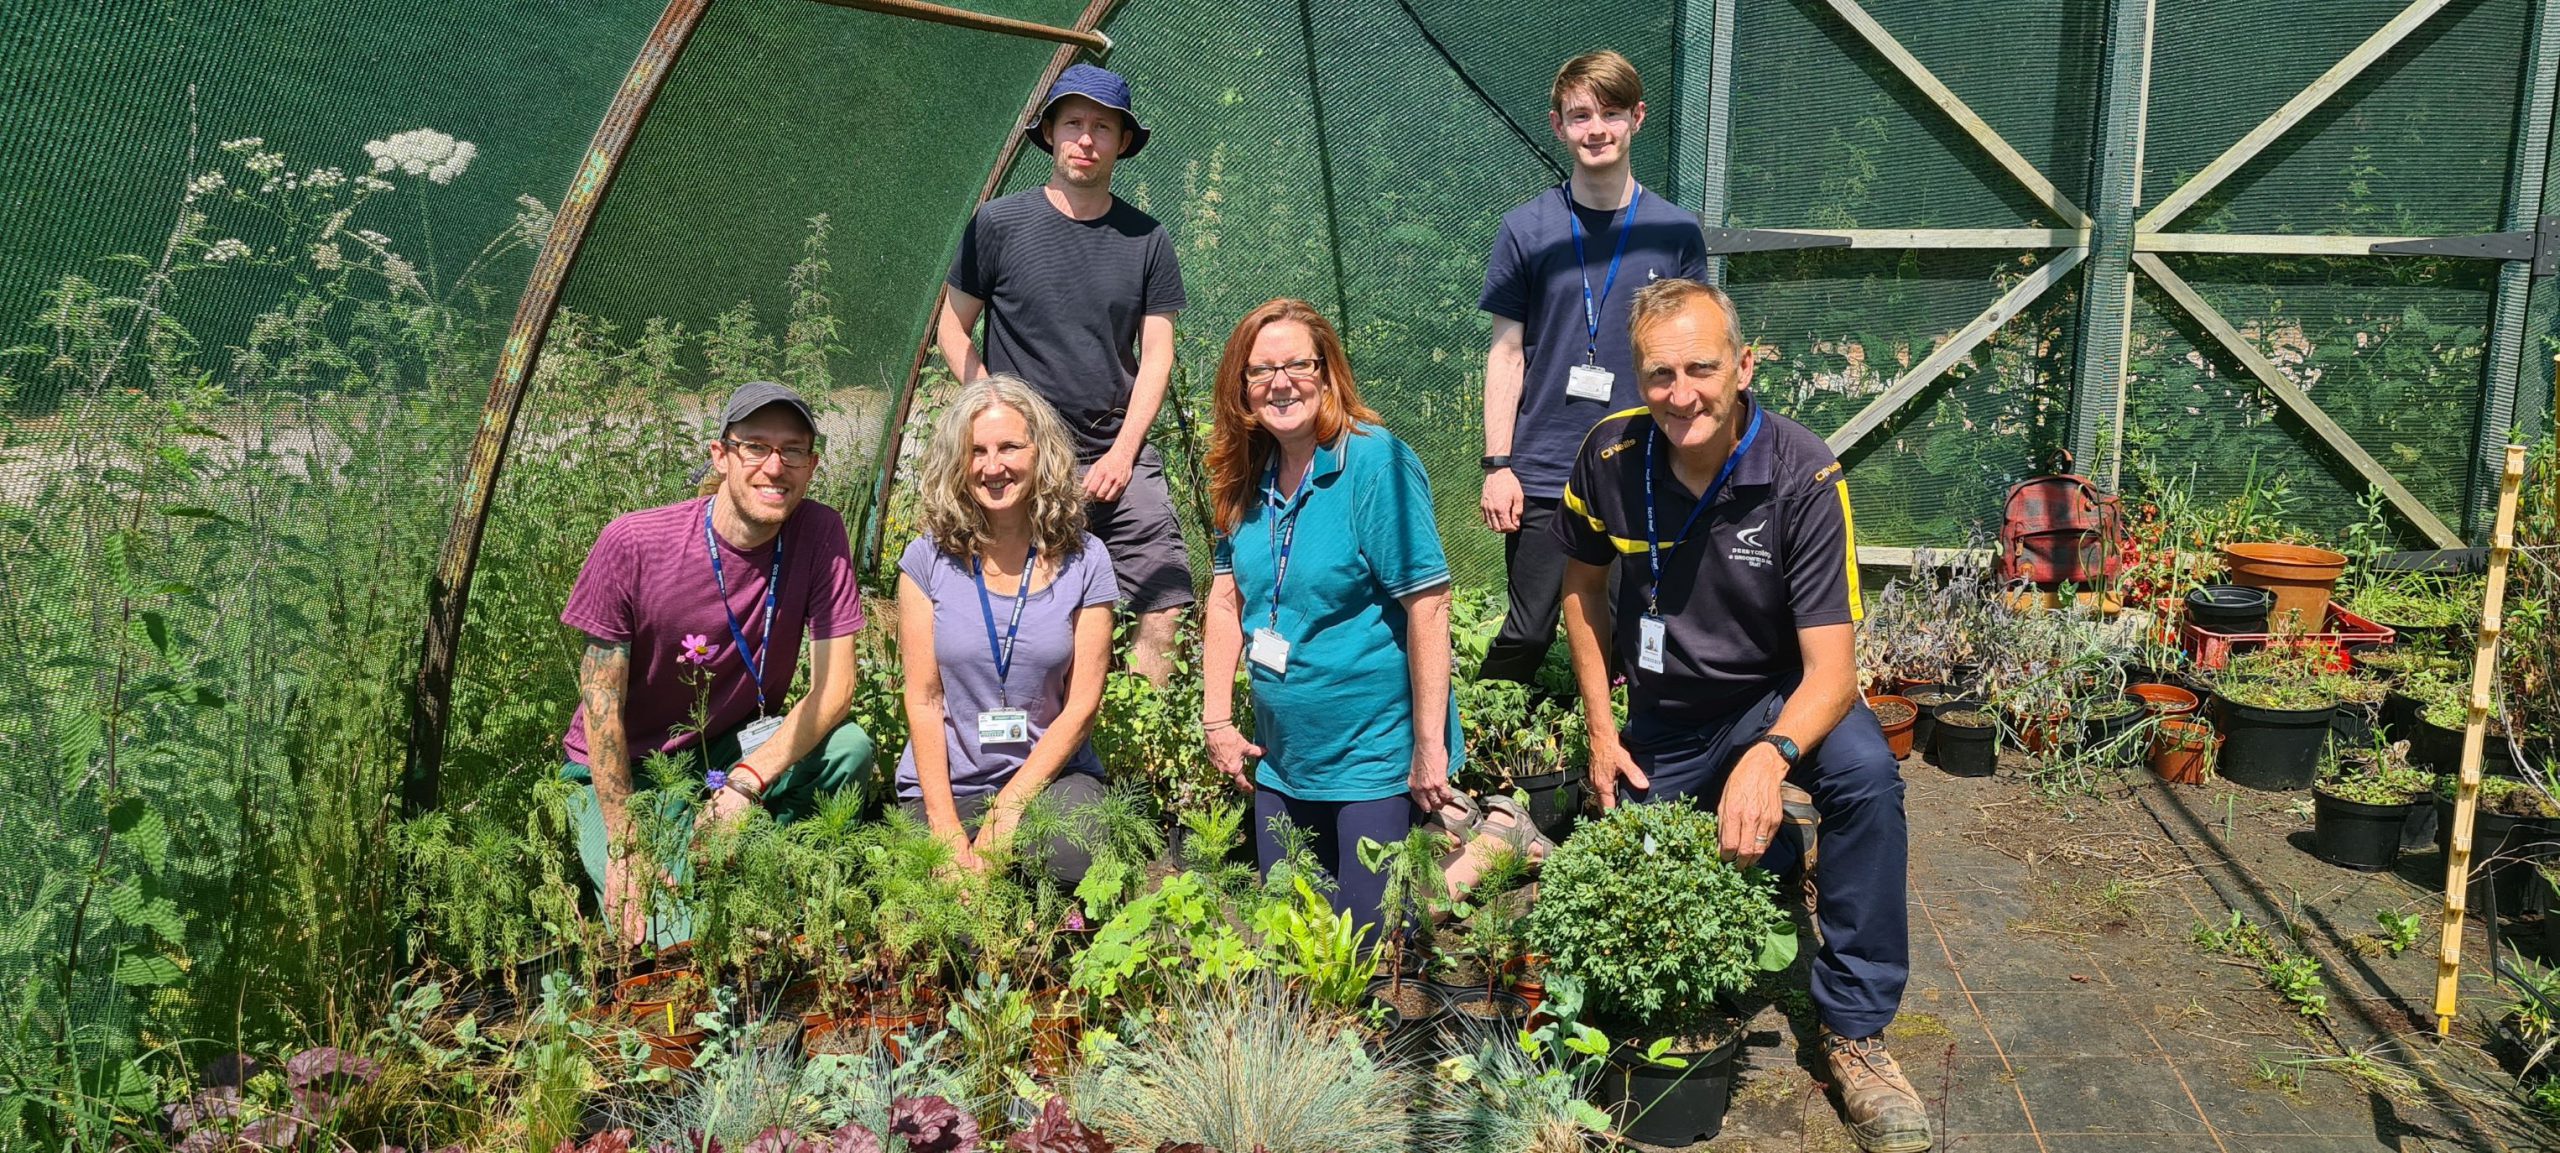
[1755,734,1801,769]
[1480,454,1512,472]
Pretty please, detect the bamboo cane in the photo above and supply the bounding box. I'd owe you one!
[2435,442,2530,1035]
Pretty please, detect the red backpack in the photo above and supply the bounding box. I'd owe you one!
[1999,462,2123,587]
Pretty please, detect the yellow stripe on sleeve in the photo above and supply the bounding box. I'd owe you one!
[1835,478,1864,621]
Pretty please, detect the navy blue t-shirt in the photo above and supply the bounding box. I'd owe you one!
[1479,183,1707,499]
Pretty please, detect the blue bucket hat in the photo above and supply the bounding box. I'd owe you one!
[1025,63,1150,159]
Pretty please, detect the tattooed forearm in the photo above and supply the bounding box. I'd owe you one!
[580,638,632,804]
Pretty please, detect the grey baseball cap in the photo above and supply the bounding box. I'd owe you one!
[719,380,817,435]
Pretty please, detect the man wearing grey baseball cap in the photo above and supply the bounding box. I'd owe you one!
[556,381,876,947]
[936,62,1193,684]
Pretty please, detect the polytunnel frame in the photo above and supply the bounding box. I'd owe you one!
[403,0,1115,813]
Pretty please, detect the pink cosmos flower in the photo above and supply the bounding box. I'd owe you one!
[678,634,715,665]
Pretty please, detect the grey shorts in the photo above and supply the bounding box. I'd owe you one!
[1086,444,1196,614]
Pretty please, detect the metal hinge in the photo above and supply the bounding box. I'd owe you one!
[1699,227,1854,256]
[2369,213,2560,275]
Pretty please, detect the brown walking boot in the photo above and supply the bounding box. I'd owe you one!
[1822,1029,1932,1152]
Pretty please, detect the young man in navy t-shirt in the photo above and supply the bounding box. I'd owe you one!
[1475,50,1708,685]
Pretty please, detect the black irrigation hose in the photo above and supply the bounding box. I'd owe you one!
[1392,0,1567,185]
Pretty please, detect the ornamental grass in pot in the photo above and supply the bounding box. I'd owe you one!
[1525,802,1796,1146]
[2311,739,2432,871]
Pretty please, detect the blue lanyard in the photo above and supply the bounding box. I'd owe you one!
[1567,183,1641,363]
[1262,457,1308,632]
[702,502,784,715]
[972,547,1036,709]
[1643,405,1763,617]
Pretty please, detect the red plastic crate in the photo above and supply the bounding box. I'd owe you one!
[2177,603,2396,671]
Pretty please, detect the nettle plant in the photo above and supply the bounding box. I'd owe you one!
[1525,802,1795,1036]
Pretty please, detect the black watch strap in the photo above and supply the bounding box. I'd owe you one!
[1480,454,1512,472]
[1757,734,1801,768]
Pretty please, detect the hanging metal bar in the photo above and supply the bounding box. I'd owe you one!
[807,0,1111,53]
[2133,252,2461,547]
[406,0,716,814]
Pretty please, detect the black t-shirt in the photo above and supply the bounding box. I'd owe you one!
[1553,392,1863,722]
[949,188,1188,460]
[1478,183,1709,498]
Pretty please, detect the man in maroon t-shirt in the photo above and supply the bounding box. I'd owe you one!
[560,381,874,946]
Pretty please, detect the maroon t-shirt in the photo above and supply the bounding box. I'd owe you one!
[560,496,866,766]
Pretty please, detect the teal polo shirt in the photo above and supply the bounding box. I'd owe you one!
[1214,423,1464,802]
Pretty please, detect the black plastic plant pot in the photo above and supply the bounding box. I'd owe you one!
[2329,702,2378,749]
[2311,791,2415,871]
[2186,585,2275,634]
[1590,1028,1743,1147]
[1903,685,1958,760]
[1934,709,1999,778]
[1361,977,1447,1055]
[1434,988,1528,1050]
[1512,769,1579,844]
[2074,698,2147,764]
[2212,695,2334,791]
[2431,799,2556,915]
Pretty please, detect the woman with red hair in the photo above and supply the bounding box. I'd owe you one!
[1199,299,1461,931]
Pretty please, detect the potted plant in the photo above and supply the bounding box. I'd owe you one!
[2207,646,2339,791]
[2129,681,2200,718]
[1435,846,1535,1038]
[2348,574,2477,655]
[1356,829,1453,1046]
[2311,739,2432,871]
[1525,801,1796,1146]
[2434,776,2560,915]
[1866,693,1918,759]
[2150,716,2218,784]
[1934,702,2000,778]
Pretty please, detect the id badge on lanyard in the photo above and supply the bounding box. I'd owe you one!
[1637,615,1668,673]
[1566,363,1615,402]
[1254,468,1303,676]
[976,708,1030,746]
[1249,628,1291,674]
[973,549,1037,748]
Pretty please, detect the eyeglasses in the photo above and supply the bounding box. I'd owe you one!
[1243,357,1324,385]
[721,438,819,469]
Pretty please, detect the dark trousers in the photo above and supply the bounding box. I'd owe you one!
[1253,786,1419,935]
[1622,690,1910,1040]
[1481,498,1618,685]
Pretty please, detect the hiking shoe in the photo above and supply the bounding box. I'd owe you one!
[1822,1030,1932,1152]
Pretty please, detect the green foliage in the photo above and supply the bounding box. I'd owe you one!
[2374,910,2424,958]
[2316,738,2431,807]
[2211,647,2343,712]
[1067,871,1262,1006]
[1249,876,1378,1014]
[1526,802,1795,1032]
[1069,978,1413,1153]
[2192,911,2328,1018]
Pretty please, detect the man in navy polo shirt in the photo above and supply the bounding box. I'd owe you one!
[1476,50,1707,685]
[1554,279,1928,1153]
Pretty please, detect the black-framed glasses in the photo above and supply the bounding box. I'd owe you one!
[721,437,820,469]
[1243,357,1324,385]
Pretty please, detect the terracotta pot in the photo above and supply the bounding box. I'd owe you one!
[1867,695,1917,759]
[2218,542,2348,633]
[2149,718,2219,784]
[2129,682,2200,718]
[2017,711,2068,754]
[858,1000,942,1063]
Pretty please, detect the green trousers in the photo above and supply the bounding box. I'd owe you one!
[562,718,875,948]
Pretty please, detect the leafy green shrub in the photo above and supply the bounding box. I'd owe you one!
[1525,802,1794,1033]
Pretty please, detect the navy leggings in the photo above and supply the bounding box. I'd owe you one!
[1622,688,1911,1040]
[1253,786,1420,934]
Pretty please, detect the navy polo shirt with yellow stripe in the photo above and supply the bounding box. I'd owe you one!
[1553,391,1863,724]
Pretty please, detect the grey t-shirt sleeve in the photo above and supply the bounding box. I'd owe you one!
[1079,535,1121,607]
[1143,226,1187,316]
[947,206,993,299]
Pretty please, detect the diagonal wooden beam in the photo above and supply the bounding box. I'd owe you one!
[807,0,1111,52]
[1824,245,2087,455]
[2133,252,2460,546]
[2137,0,2450,231]
[1817,0,2091,229]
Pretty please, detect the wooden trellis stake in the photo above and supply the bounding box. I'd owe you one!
[2436,442,2531,1035]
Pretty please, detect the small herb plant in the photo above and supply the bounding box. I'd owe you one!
[2315,739,2431,806]
[2210,646,2341,712]
[1525,802,1795,1036]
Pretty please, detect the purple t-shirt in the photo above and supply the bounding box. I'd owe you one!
[896,532,1118,799]
[560,496,866,766]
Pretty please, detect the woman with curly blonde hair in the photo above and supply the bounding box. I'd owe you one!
[898,376,1119,882]
[1200,300,1461,931]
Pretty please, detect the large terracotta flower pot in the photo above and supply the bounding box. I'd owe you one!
[2218,543,2348,633]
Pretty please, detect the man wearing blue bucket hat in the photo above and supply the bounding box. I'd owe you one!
[937,63,1193,684]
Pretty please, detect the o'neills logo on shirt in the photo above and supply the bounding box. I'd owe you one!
[1729,520,1773,568]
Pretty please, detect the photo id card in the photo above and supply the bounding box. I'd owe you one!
[976,708,1031,747]
[1566,363,1615,403]
[1249,627,1291,674]
[735,713,787,760]
[1637,615,1667,673]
